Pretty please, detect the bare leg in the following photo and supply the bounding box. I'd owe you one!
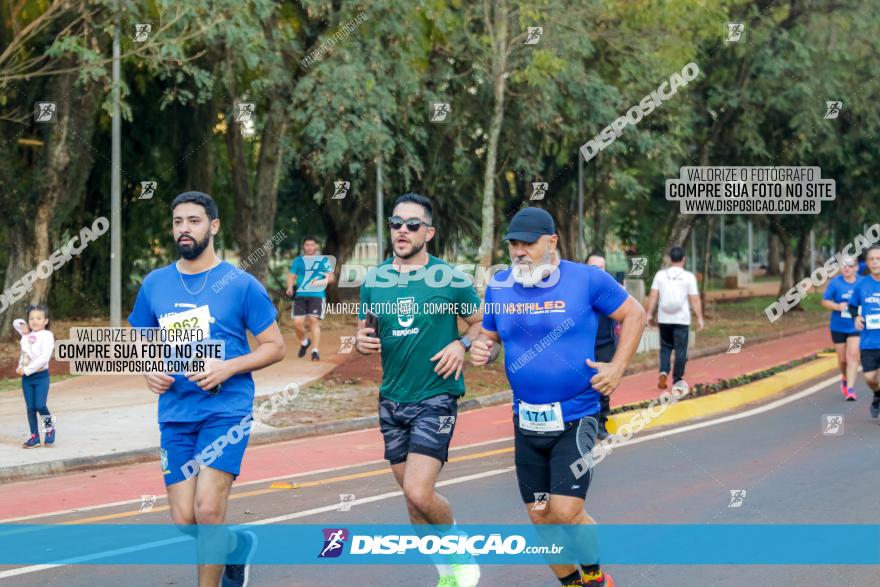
[834,342,847,379]
[193,467,235,587]
[308,316,321,351]
[292,316,307,345]
[845,337,860,390]
[392,454,453,525]
[527,495,597,580]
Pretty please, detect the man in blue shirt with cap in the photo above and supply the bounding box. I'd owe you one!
[471,207,646,587]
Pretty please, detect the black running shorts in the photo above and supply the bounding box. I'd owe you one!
[514,413,598,504]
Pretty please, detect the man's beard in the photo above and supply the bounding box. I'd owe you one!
[176,232,211,260]
[512,250,553,287]
[394,238,425,260]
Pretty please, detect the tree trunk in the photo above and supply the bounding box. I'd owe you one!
[700,216,715,309]
[225,97,288,283]
[767,232,780,275]
[0,70,100,333]
[778,237,795,295]
[476,0,508,281]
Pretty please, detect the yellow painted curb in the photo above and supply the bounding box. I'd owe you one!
[607,355,838,433]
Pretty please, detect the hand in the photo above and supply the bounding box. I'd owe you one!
[855,316,865,331]
[286,286,294,298]
[646,314,655,327]
[586,358,625,396]
[15,366,24,376]
[186,359,234,391]
[696,317,705,331]
[356,327,382,354]
[839,302,849,313]
[312,277,328,288]
[470,339,494,367]
[431,340,466,380]
[144,372,175,395]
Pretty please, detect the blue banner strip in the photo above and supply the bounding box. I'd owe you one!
[0,524,878,565]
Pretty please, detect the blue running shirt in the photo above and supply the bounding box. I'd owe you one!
[482,260,629,421]
[851,275,880,350]
[128,261,277,422]
[822,275,858,334]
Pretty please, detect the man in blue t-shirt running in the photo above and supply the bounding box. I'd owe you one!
[850,245,880,418]
[471,208,646,587]
[129,191,285,587]
[286,236,334,361]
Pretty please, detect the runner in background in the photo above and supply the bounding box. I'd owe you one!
[129,191,286,587]
[851,245,880,418]
[287,236,334,361]
[586,252,616,439]
[645,246,704,389]
[821,256,860,400]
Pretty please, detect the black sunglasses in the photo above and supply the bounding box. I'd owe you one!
[388,216,431,231]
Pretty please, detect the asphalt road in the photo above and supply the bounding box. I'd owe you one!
[2,374,879,586]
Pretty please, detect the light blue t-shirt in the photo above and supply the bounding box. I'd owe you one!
[822,275,858,334]
[851,275,880,350]
[482,260,629,421]
[290,255,333,298]
[128,261,277,423]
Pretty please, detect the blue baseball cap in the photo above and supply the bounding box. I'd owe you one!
[503,208,556,243]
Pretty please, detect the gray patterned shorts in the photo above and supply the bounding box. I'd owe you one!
[378,393,459,465]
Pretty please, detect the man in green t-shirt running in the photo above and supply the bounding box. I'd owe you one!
[355,193,483,587]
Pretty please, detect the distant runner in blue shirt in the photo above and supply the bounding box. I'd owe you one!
[286,236,335,361]
[821,256,860,400]
[128,191,285,587]
[850,245,880,418]
[470,208,645,587]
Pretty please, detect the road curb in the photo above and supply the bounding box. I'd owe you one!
[608,354,839,433]
[0,346,829,484]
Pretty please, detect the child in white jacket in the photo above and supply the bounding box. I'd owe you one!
[15,304,56,448]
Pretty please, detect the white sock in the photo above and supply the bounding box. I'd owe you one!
[435,563,453,576]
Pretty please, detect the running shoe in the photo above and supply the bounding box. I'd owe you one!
[844,389,857,401]
[311,349,320,361]
[840,381,848,397]
[435,576,457,587]
[43,416,55,446]
[450,562,480,587]
[582,571,614,586]
[22,434,40,449]
[297,339,311,358]
[658,372,668,390]
[871,399,880,419]
[221,530,258,587]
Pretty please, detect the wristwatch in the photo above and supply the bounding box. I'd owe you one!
[458,336,472,351]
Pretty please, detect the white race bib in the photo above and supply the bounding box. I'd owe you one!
[518,400,564,432]
[841,307,852,319]
[866,314,880,330]
[158,305,211,339]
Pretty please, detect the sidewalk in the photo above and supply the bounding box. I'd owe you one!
[0,332,340,473]
[0,326,831,481]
